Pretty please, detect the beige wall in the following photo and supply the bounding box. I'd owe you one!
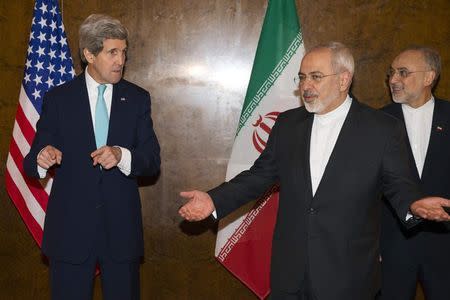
[1,0,449,298]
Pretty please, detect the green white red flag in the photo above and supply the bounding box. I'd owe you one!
[214,0,304,298]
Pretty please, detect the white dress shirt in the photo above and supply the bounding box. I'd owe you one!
[310,96,352,196]
[402,97,434,178]
[37,68,131,177]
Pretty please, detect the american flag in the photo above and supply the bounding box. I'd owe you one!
[5,0,75,246]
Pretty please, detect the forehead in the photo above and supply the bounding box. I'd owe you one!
[102,38,127,50]
[392,50,426,68]
[300,48,333,73]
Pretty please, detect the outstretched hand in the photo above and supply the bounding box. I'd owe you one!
[178,190,215,221]
[410,197,450,221]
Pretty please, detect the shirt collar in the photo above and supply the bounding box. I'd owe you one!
[84,66,113,92]
[402,96,434,113]
[315,95,352,123]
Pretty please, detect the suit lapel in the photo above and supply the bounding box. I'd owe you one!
[77,74,97,151]
[421,99,444,181]
[297,113,314,201]
[392,104,419,176]
[107,80,126,146]
[312,100,360,200]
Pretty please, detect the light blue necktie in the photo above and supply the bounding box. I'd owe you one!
[94,84,109,148]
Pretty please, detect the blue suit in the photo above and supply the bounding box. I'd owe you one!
[24,73,160,298]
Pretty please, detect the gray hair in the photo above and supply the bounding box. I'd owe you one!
[308,41,355,75]
[79,14,128,63]
[402,45,441,87]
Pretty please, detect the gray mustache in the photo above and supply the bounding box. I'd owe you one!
[303,91,317,97]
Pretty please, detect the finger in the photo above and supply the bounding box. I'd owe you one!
[55,150,63,164]
[40,149,54,162]
[38,156,53,168]
[103,161,116,169]
[37,160,50,169]
[180,191,195,199]
[90,147,105,158]
[442,199,450,207]
[92,156,99,166]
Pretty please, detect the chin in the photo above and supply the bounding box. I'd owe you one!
[304,102,319,113]
[392,97,407,104]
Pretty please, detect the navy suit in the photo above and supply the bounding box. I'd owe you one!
[24,73,160,298]
[380,99,450,300]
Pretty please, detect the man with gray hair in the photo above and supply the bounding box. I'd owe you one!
[380,46,450,300]
[24,14,160,300]
[178,42,450,299]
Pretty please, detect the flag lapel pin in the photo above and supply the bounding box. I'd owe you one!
[436,125,443,132]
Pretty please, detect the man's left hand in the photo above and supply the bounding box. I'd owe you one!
[410,197,450,221]
[91,146,122,169]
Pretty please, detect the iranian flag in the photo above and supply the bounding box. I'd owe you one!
[214,0,305,299]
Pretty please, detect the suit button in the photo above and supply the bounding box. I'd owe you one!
[309,208,315,214]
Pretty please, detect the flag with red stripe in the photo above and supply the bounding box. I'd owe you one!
[5,0,75,247]
[214,0,304,298]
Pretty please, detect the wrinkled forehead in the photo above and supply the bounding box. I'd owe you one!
[392,50,427,69]
[299,48,333,74]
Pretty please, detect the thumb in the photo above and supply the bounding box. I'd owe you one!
[180,191,195,199]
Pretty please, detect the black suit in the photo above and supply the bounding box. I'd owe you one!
[209,99,422,300]
[23,74,160,299]
[380,99,450,300]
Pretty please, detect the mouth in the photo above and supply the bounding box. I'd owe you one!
[302,94,317,103]
[390,85,403,94]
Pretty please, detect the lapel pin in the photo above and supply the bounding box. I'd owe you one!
[436,126,443,131]
[120,97,126,101]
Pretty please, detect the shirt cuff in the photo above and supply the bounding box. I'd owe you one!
[36,148,48,178]
[406,211,413,221]
[116,146,131,176]
[37,165,47,178]
[211,210,217,219]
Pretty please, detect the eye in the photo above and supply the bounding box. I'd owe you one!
[298,74,306,82]
[388,68,395,77]
[311,74,322,81]
[399,69,409,78]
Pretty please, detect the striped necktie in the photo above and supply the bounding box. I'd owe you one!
[94,84,108,148]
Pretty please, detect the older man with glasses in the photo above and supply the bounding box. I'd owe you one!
[380,46,450,300]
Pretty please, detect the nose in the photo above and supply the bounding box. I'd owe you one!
[301,78,314,90]
[389,73,400,84]
[116,52,125,66]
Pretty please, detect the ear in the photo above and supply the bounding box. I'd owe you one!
[424,70,436,87]
[83,48,95,64]
[339,71,352,92]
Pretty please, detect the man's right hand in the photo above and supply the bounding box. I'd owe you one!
[37,145,62,169]
[178,190,215,221]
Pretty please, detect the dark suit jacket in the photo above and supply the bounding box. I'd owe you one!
[23,74,160,263]
[209,99,422,300]
[381,99,450,265]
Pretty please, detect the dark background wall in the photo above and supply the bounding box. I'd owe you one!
[1,0,449,299]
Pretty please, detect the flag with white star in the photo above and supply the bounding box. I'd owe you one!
[6,0,75,246]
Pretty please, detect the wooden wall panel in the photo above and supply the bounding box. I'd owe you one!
[1,0,449,299]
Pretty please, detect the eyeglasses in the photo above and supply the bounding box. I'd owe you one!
[294,72,340,85]
[387,68,430,79]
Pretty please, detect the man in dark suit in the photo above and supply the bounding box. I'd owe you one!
[178,42,450,300]
[23,14,160,300]
[380,46,450,300]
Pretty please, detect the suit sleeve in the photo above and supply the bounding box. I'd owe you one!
[23,93,60,178]
[129,92,160,177]
[208,118,281,219]
[381,119,424,228]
